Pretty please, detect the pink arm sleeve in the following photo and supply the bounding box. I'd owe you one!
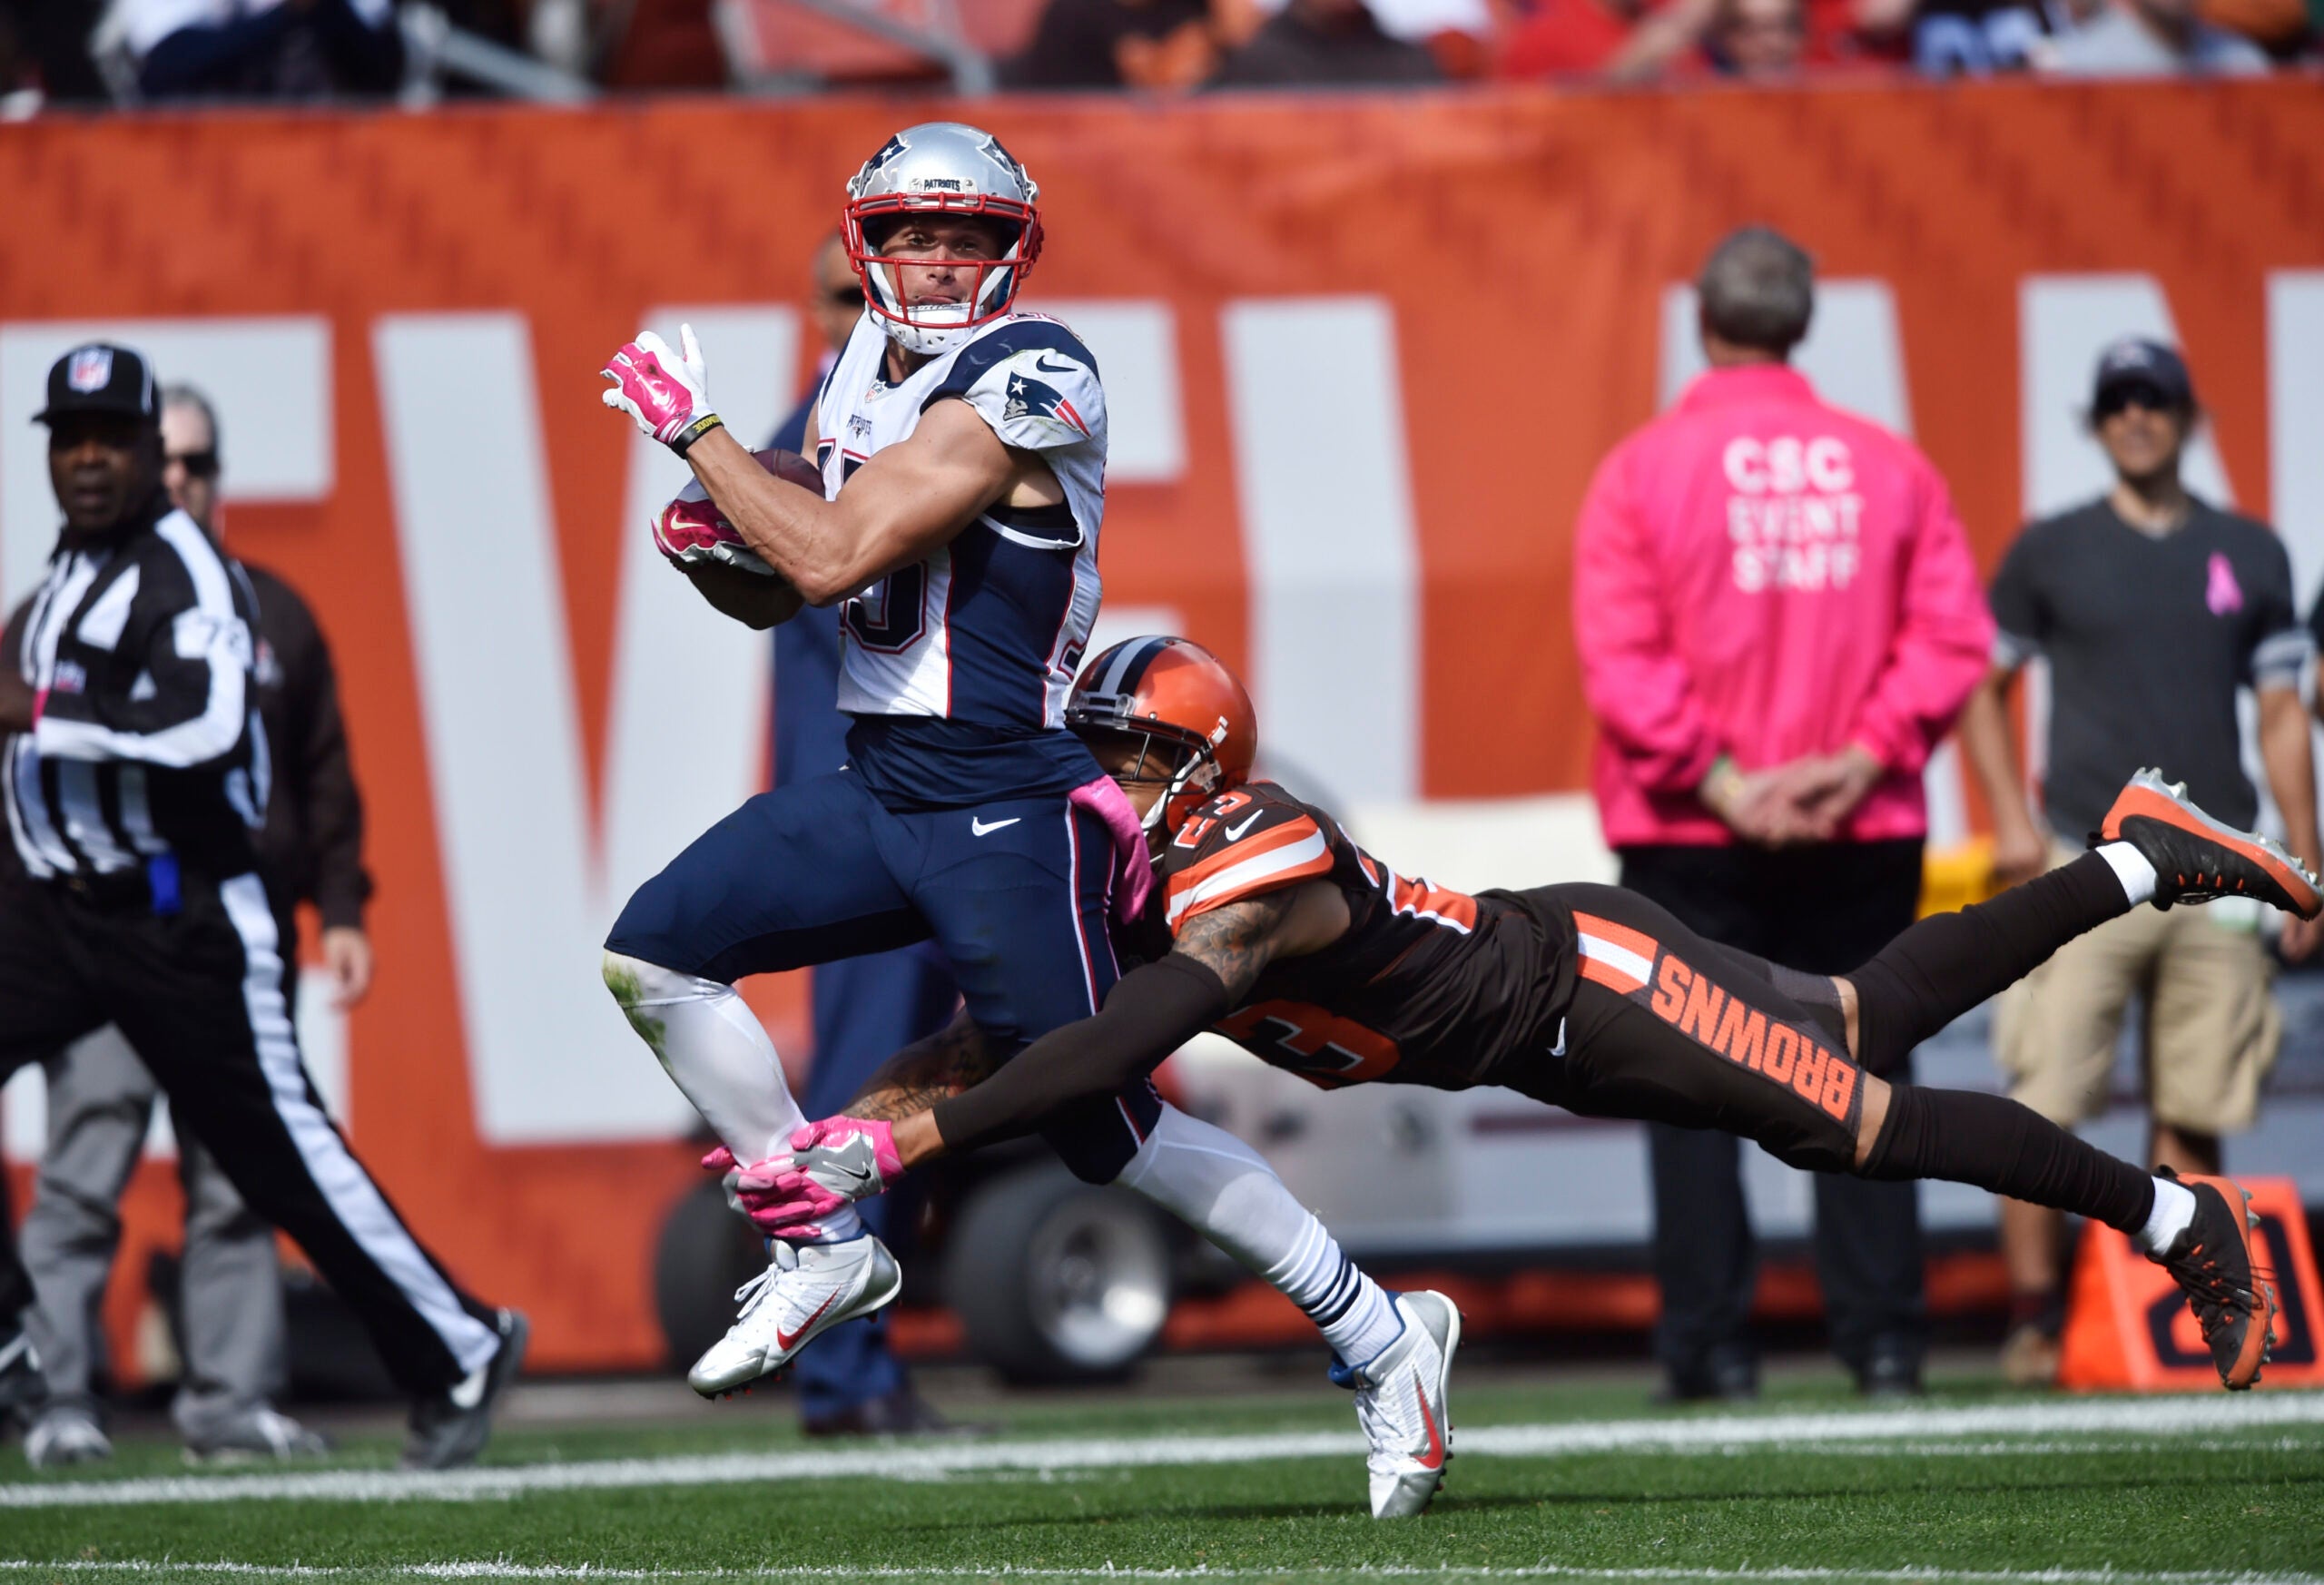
[1845,464,1997,775]
[1572,450,1724,793]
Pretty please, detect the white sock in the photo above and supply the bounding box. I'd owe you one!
[2097,842,2158,906]
[1118,1104,1402,1365]
[2134,1175,2198,1255]
[602,952,862,1245]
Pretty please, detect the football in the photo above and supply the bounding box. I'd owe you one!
[650,447,821,578]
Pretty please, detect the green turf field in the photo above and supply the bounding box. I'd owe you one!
[5,1376,2320,1585]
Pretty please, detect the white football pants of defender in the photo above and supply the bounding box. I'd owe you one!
[605,951,1403,1363]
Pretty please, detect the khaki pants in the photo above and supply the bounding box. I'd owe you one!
[1993,842,2280,1136]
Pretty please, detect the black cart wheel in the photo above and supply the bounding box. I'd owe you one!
[944,1162,1173,1383]
[652,1178,766,1373]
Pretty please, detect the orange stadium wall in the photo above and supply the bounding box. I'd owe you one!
[3,82,2322,1373]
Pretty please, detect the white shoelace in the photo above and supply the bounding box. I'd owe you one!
[733,1266,782,1318]
[731,1243,803,1320]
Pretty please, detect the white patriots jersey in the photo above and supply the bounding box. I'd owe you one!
[816,311,1108,731]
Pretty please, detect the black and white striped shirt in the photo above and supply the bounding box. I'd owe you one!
[5,497,268,882]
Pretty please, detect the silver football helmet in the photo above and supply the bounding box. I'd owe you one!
[842,122,1043,359]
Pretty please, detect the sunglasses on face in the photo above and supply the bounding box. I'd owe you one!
[167,448,220,478]
[2093,385,2178,421]
[826,286,868,309]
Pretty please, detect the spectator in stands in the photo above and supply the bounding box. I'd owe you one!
[2196,0,2310,56]
[1501,0,1879,82]
[0,0,108,103]
[1497,0,1711,78]
[2040,0,2270,71]
[1574,228,1992,1404]
[113,0,405,101]
[1002,0,1219,88]
[1208,0,1442,84]
[1957,338,2318,1387]
[1709,0,1807,72]
[1907,0,2063,74]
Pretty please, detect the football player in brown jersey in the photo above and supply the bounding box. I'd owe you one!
[768,637,2312,1403]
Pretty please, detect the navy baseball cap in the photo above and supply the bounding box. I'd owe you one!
[34,342,159,426]
[2092,338,2194,412]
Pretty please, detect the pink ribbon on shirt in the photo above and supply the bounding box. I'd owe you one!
[2205,552,2244,616]
[1069,773,1155,927]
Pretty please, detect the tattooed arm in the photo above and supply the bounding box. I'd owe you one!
[839,1008,999,1122]
[888,880,1350,1168]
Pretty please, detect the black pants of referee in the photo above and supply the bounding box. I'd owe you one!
[0,871,502,1397]
[1615,840,1930,1390]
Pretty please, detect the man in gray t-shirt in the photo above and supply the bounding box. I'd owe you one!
[2041,0,2270,74]
[1956,337,2318,1389]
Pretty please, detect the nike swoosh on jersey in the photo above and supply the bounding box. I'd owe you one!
[1225,811,1265,841]
[970,816,1022,836]
[1030,351,1083,376]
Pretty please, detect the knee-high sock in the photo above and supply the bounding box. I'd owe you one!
[1863,1084,2156,1236]
[1849,852,2138,1073]
[602,952,860,1244]
[1119,1105,1403,1367]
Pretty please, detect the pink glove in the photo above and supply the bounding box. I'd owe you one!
[654,478,774,574]
[733,1117,906,1236]
[704,1145,832,1240]
[601,325,717,450]
[733,1166,840,1236]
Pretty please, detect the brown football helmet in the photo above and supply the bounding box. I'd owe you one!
[1067,636,1256,840]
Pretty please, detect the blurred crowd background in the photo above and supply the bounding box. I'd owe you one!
[0,0,2314,114]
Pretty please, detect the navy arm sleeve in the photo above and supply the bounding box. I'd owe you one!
[928,954,1230,1153]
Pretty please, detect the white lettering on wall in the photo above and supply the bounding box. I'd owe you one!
[1222,297,1420,804]
[375,307,793,1143]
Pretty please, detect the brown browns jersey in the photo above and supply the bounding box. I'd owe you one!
[1140,780,1573,1089]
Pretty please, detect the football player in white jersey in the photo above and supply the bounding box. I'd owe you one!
[596,127,1447,1512]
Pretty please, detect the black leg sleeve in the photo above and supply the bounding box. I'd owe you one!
[1862,1083,2156,1235]
[0,1199,28,1330]
[1849,853,2129,1074]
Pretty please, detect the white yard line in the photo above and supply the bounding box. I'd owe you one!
[3,1393,2319,1510]
[0,1564,2319,1585]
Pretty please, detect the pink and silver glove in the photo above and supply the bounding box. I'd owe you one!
[702,1144,831,1241]
[734,1117,906,1233]
[653,478,775,575]
[601,324,722,452]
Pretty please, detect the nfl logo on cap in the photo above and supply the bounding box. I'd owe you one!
[35,340,158,426]
[66,347,114,394]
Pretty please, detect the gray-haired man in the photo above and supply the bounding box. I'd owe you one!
[17,384,367,1466]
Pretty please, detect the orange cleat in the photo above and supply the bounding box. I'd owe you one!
[2148,1169,2279,1391]
[2099,770,2321,918]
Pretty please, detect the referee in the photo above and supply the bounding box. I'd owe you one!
[15,383,363,1466]
[0,343,524,1469]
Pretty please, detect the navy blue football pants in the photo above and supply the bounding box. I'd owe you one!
[606,768,1160,1185]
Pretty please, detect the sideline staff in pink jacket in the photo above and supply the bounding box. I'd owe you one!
[1574,228,1992,1403]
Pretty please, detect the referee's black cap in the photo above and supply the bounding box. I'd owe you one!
[34,342,161,426]
[2091,338,2194,413]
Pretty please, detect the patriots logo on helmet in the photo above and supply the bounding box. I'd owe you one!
[1004,369,1089,437]
[67,347,113,393]
[862,133,909,175]
[977,133,1030,188]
